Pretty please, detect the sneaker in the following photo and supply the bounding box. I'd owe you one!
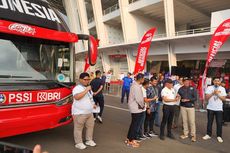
[139,135,147,140]
[217,137,223,143]
[144,133,152,139]
[97,116,103,123]
[180,135,189,139]
[191,136,196,142]
[149,131,158,137]
[167,134,175,139]
[75,143,86,150]
[202,134,211,140]
[85,140,96,146]
[127,140,140,148]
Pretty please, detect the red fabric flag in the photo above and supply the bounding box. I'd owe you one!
[134,28,156,74]
[200,18,230,101]
[84,55,90,72]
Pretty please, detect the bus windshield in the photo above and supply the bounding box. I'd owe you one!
[0,34,71,82]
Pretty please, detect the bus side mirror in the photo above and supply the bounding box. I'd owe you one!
[77,34,98,66]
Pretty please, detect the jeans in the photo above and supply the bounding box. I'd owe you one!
[144,111,156,133]
[121,87,130,103]
[207,109,223,137]
[127,112,143,141]
[154,101,161,126]
[137,112,146,136]
[160,105,175,136]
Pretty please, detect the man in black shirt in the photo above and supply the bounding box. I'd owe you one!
[90,70,104,123]
[178,77,197,142]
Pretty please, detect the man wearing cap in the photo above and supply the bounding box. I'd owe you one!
[159,79,179,140]
[178,77,197,142]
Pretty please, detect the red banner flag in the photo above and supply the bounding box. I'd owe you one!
[84,55,90,72]
[200,18,230,101]
[134,28,156,74]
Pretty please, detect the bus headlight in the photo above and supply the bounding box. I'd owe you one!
[56,95,73,106]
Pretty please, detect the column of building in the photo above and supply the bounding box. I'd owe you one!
[164,0,177,74]
[119,0,139,73]
[91,0,111,73]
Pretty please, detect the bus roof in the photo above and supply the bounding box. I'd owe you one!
[0,0,78,42]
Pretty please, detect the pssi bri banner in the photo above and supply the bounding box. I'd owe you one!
[0,88,71,105]
[0,0,66,31]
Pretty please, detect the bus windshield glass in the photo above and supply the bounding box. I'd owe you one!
[0,34,71,82]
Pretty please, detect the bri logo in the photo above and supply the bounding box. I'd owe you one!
[8,23,36,35]
[0,94,6,103]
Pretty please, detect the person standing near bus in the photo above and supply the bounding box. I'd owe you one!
[72,72,97,150]
[90,70,104,123]
[121,72,133,103]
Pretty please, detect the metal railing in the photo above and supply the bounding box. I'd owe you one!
[175,27,213,36]
[129,0,140,4]
[103,3,119,15]
[153,33,167,39]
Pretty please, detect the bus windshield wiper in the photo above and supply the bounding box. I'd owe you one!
[0,75,32,78]
[26,79,72,89]
[47,80,72,89]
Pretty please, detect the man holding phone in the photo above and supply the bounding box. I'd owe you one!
[203,77,227,143]
[72,72,97,149]
[159,79,179,140]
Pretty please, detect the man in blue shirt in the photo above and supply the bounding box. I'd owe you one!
[121,72,133,103]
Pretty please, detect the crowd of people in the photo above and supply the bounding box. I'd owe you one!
[71,70,230,149]
[124,73,229,148]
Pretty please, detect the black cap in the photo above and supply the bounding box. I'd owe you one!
[183,77,191,81]
[165,79,173,84]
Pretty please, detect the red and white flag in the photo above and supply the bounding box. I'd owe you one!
[134,28,156,74]
[200,18,230,101]
[84,55,90,72]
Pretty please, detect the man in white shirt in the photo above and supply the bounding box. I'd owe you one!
[72,72,97,149]
[159,79,179,140]
[203,77,227,143]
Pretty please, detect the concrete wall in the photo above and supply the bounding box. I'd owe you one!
[105,24,124,45]
[134,14,166,40]
[211,9,230,30]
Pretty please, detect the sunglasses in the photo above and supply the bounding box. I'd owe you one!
[83,78,90,81]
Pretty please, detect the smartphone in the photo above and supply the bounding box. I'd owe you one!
[0,141,33,153]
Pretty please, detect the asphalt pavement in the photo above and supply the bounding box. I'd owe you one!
[2,95,230,153]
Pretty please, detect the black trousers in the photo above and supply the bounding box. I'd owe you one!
[93,95,104,117]
[127,112,143,141]
[207,109,223,137]
[160,105,175,136]
[144,111,156,133]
